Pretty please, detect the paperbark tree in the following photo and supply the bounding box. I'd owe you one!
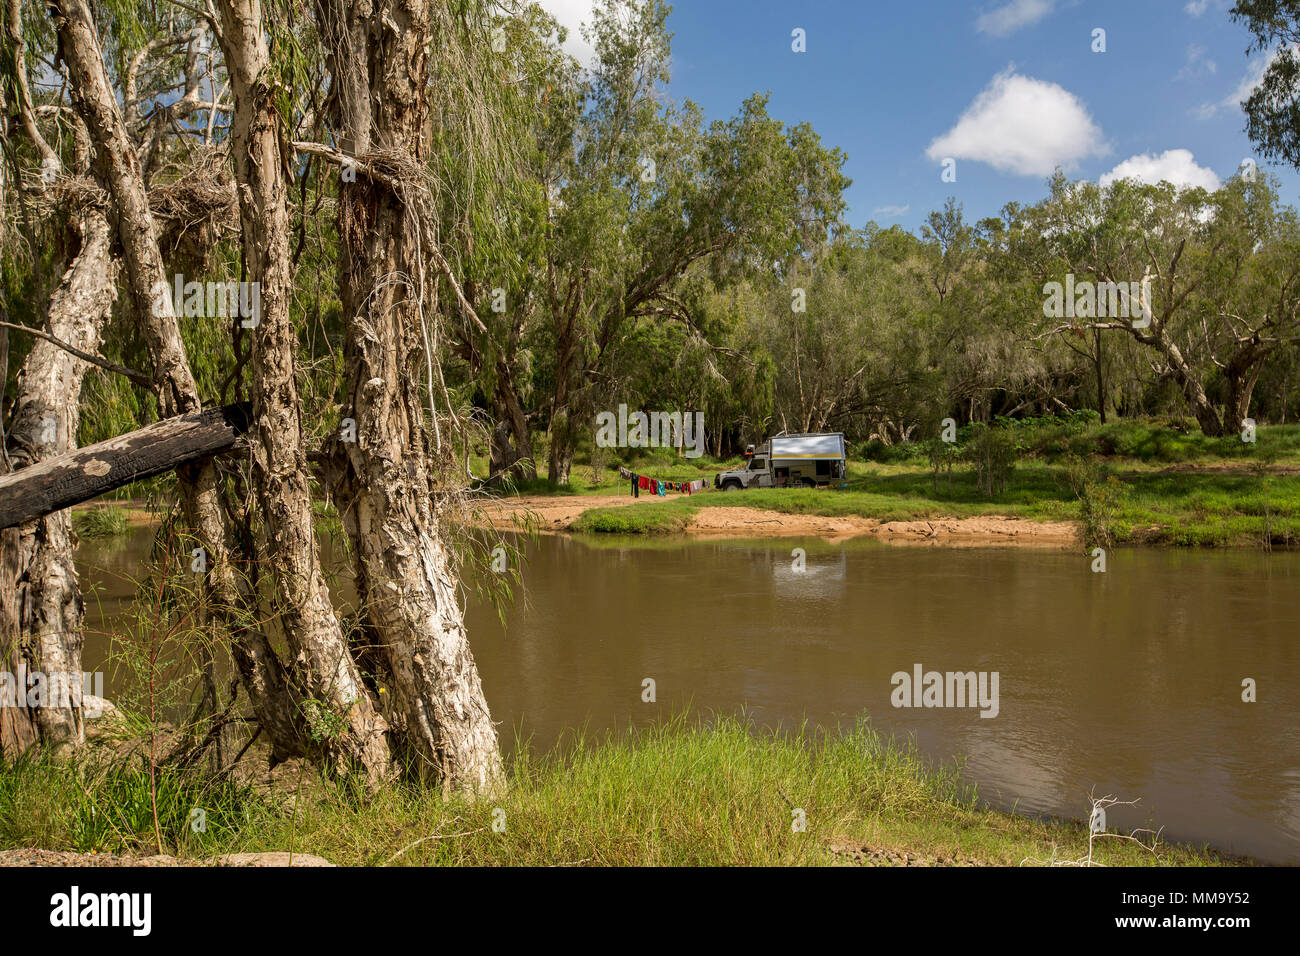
[0,0,110,756]
[48,0,310,765]
[312,0,503,792]
[535,1,849,482]
[0,206,116,756]
[214,0,392,783]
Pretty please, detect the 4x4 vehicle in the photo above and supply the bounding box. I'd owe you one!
[714,432,847,490]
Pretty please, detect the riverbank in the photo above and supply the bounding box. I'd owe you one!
[479,457,1300,548]
[0,715,1233,866]
[69,421,1300,549]
[481,494,1079,546]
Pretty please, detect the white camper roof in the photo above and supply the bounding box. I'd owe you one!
[769,433,846,459]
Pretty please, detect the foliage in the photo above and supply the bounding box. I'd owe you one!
[72,506,129,539]
[1062,456,1129,549]
[962,425,1017,497]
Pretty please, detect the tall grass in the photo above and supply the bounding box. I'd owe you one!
[0,714,1225,866]
[0,749,259,856]
[72,506,130,539]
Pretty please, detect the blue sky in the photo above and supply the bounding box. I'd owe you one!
[537,0,1300,232]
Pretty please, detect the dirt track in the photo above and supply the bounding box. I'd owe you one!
[478,494,1077,546]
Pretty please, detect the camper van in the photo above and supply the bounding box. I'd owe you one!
[714,432,847,490]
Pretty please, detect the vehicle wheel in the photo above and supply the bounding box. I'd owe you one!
[722,480,741,492]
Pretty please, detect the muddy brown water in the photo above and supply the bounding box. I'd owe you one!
[76,526,1300,863]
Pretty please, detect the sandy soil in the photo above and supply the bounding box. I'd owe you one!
[478,493,635,531]
[827,838,983,866]
[478,494,1077,547]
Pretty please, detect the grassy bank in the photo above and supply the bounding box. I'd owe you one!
[0,715,1227,866]
[71,505,131,539]
[529,421,1300,547]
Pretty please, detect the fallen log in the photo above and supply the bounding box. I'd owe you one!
[0,403,251,529]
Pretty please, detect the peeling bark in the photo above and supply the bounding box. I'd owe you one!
[0,206,115,756]
[49,0,306,763]
[215,0,391,783]
[314,0,503,792]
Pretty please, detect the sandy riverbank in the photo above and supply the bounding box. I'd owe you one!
[477,494,1078,546]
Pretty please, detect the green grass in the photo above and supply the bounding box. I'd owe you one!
[71,506,130,539]
[0,750,261,856]
[571,499,697,533]
[0,714,1229,866]
[516,422,1300,549]
[568,465,1300,547]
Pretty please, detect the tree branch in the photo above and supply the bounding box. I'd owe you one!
[0,321,153,387]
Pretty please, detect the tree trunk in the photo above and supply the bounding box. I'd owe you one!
[547,416,575,485]
[547,315,579,484]
[1129,322,1223,435]
[1224,366,1264,436]
[314,0,503,793]
[51,0,306,764]
[1093,327,1106,424]
[0,205,116,756]
[1167,351,1224,436]
[490,360,535,483]
[216,0,391,783]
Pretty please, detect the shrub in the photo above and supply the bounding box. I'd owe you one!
[1063,456,1128,549]
[855,439,920,464]
[922,438,961,492]
[963,425,1016,497]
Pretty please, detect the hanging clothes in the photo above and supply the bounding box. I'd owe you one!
[632,474,639,498]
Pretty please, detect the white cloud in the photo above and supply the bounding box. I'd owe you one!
[1100,149,1220,191]
[873,204,911,218]
[1227,55,1271,106]
[1175,44,1217,81]
[976,0,1054,37]
[1199,44,1297,117]
[926,68,1108,177]
[533,0,598,68]
[1184,0,1209,16]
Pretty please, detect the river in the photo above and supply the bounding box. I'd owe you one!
[76,526,1300,863]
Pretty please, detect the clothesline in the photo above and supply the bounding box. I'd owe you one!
[617,465,708,498]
